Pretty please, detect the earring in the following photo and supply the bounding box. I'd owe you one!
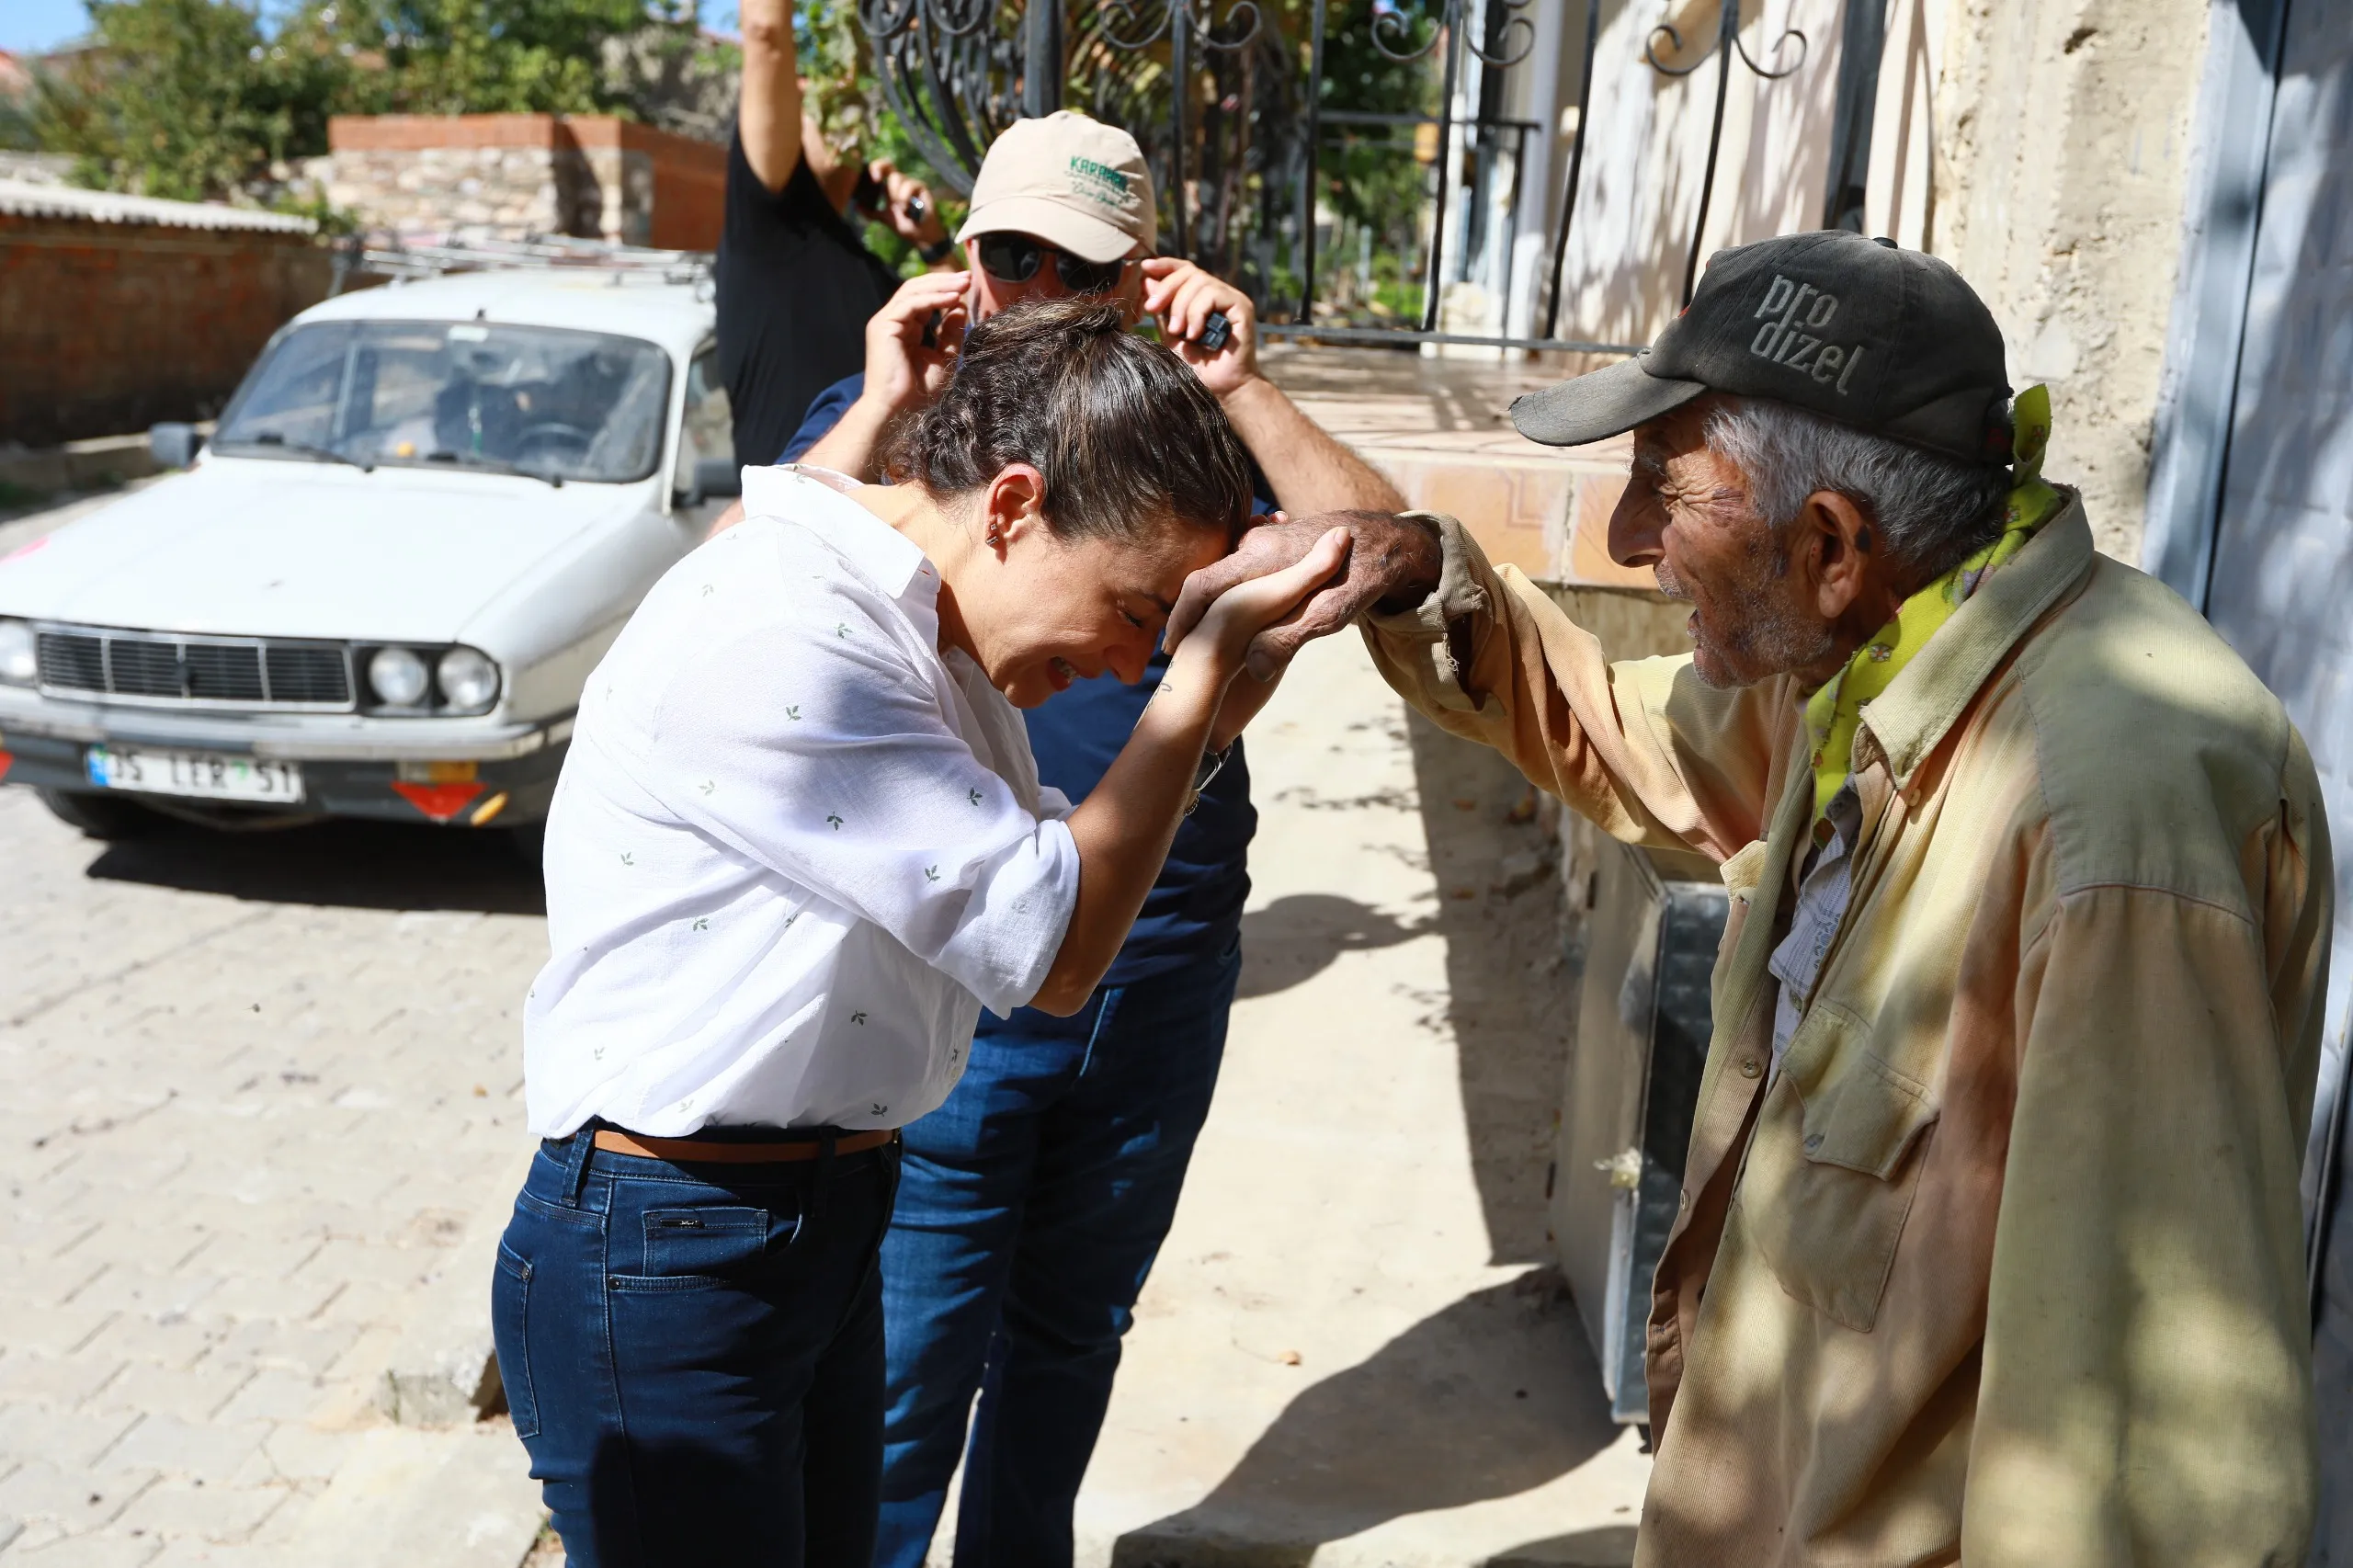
[986,528,1003,548]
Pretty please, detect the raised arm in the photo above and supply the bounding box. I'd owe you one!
[1141,258,1406,516]
[799,268,972,480]
[669,524,1347,1018]
[737,0,804,195]
[1168,512,1788,859]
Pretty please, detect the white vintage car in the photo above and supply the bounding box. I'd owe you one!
[0,260,738,848]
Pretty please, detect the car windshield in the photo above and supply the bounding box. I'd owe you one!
[212,320,672,483]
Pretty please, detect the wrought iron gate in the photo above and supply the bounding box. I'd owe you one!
[854,0,1885,355]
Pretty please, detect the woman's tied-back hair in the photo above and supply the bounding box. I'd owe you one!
[882,296,1256,547]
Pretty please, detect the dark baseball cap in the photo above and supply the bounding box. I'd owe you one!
[1512,231,2016,466]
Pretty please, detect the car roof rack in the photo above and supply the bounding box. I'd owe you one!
[335,233,713,292]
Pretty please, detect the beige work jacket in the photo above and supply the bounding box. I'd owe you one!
[1363,496,2330,1565]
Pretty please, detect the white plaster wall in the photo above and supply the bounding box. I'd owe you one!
[1508,0,2207,562]
[1549,0,1848,349]
[1863,0,1949,249]
[1930,0,2213,562]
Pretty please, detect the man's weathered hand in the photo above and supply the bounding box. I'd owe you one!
[1167,511,1442,680]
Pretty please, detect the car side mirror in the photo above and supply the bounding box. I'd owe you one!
[671,457,742,511]
[696,458,742,499]
[150,423,202,470]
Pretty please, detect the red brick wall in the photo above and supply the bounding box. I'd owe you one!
[0,215,333,447]
[326,112,572,153]
[626,125,724,253]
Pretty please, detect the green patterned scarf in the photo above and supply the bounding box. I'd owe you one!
[1800,386,2063,825]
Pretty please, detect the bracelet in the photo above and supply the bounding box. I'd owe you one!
[1183,742,1233,817]
[917,235,954,266]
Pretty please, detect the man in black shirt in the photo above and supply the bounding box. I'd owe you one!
[714,0,953,467]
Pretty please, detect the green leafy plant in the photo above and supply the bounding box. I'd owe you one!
[32,0,348,200]
[344,0,658,116]
[792,0,965,278]
[30,0,710,202]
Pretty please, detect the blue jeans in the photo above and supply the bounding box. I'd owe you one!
[494,1127,903,1568]
[873,937,1242,1568]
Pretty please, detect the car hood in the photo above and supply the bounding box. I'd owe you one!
[0,458,653,643]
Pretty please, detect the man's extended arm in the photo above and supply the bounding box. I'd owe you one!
[1168,512,1785,858]
[737,0,802,194]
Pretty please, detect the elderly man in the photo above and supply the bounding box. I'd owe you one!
[1174,231,2330,1562]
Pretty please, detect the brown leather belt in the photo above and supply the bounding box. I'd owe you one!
[592,1128,897,1164]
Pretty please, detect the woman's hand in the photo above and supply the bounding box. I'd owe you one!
[1168,512,1441,679]
[1033,528,1347,1016]
[1175,527,1352,678]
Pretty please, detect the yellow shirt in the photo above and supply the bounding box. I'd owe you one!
[1364,494,2330,1565]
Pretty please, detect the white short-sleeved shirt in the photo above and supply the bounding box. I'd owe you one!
[522,466,1080,1138]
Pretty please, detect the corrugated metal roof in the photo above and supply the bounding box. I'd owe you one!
[0,178,316,233]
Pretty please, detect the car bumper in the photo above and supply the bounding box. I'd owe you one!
[0,688,572,825]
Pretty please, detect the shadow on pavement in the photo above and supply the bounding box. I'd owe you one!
[84,816,544,915]
[1235,892,1431,1000]
[1483,1526,1642,1565]
[1110,1273,1622,1567]
[1403,709,1573,1268]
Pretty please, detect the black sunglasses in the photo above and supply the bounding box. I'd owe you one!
[975,233,1129,294]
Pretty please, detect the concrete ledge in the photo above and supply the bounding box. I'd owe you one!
[378,1144,535,1426]
[0,434,162,498]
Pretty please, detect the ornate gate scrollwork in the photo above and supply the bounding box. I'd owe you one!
[853,0,1870,354]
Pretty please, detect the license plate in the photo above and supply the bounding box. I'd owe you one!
[85,745,304,803]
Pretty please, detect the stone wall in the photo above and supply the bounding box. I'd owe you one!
[1931,0,2214,562]
[0,213,331,447]
[325,115,725,252]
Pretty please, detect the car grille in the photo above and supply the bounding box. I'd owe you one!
[36,628,353,710]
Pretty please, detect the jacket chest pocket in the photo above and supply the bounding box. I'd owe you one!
[1735,1002,1937,1333]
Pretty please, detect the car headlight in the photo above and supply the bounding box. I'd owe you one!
[438,646,500,713]
[0,619,32,687]
[369,645,430,708]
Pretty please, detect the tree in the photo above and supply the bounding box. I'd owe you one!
[32,0,347,200]
[346,0,660,116]
[30,0,710,202]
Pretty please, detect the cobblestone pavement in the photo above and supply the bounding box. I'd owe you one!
[0,778,551,1566]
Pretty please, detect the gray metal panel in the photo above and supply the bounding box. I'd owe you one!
[2200,0,2353,1210]
[2143,0,2290,605]
[2187,5,2353,1558]
[1554,838,1726,1426]
[1556,838,1664,1415]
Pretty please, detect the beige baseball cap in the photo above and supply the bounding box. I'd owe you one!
[956,110,1158,265]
